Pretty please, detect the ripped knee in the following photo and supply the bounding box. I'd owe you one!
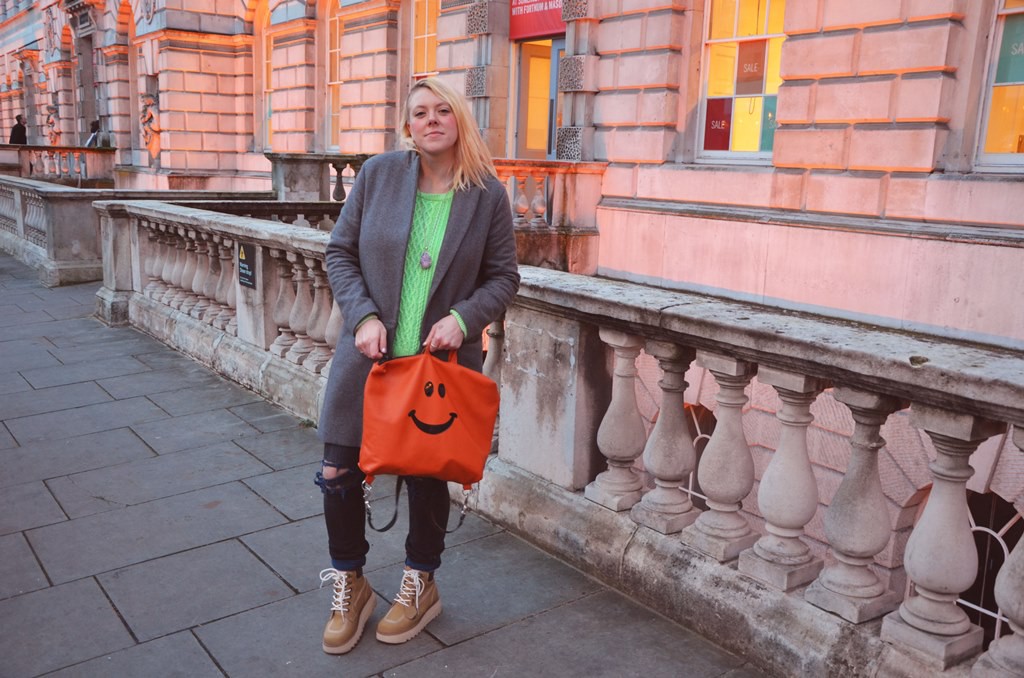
[314,459,364,496]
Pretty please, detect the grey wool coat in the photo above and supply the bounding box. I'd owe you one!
[318,150,520,447]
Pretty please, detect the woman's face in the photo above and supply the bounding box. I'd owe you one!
[407,87,459,160]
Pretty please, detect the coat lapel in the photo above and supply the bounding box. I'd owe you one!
[429,183,481,299]
[380,153,421,325]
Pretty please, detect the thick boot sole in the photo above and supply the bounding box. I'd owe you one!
[375,600,442,645]
[322,594,377,655]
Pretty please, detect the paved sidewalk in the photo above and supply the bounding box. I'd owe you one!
[0,253,766,678]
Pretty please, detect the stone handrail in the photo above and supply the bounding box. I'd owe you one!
[93,198,1024,677]
[0,174,274,286]
[170,200,340,231]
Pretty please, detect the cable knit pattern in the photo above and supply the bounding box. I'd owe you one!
[393,190,454,357]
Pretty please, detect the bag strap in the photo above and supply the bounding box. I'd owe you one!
[362,476,474,535]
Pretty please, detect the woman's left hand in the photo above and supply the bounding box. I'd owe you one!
[423,315,465,353]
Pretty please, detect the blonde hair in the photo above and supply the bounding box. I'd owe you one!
[398,78,496,191]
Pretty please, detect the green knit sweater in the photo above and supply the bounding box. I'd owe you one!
[392,190,455,357]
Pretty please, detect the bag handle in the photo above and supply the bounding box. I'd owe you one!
[362,476,473,535]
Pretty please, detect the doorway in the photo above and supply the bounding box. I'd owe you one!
[515,37,565,160]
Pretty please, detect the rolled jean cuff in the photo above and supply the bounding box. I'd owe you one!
[332,557,367,572]
[406,557,439,573]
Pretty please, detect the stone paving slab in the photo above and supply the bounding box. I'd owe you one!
[0,480,68,535]
[27,482,287,584]
[44,632,223,678]
[0,532,48,599]
[146,381,265,417]
[98,540,293,642]
[0,428,155,489]
[21,356,152,389]
[0,340,63,371]
[0,317,106,343]
[6,396,169,444]
[230,400,304,432]
[243,462,322,521]
[130,409,261,455]
[0,381,112,421]
[0,578,135,677]
[46,335,169,365]
[232,426,323,470]
[133,348,211,371]
[0,370,33,395]
[46,474,125,518]
[195,586,442,677]
[0,309,55,328]
[48,441,270,513]
[0,425,15,449]
[97,365,223,400]
[384,589,745,678]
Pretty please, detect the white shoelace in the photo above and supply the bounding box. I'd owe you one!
[319,568,351,615]
[393,569,424,609]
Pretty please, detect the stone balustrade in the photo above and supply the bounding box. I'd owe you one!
[493,158,606,274]
[93,198,1023,677]
[0,175,274,286]
[171,201,340,231]
[484,267,1024,677]
[0,144,118,186]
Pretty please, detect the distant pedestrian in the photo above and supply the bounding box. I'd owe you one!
[85,120,100,147]
[9,114,26,144]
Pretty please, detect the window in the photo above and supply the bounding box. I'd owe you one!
[699,0,785,160]
[254,2,273,151]
[978,0,1024,168]
[412,0,439,80]
[327,10,343,149]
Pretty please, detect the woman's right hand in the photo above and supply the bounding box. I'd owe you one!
[355,318,387,360]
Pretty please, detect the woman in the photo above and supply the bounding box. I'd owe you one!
[316,78,520,655]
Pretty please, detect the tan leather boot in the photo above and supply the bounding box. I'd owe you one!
[320,568,376,654]
[375,567,442,644]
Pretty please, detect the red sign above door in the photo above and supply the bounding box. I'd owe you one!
[510,0,566,40]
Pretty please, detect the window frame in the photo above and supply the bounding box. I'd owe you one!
[411,0,439,81]
[326,9,343,150]
[975,1,1024,172]
[696,0,785,164]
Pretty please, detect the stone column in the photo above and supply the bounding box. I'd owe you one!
[806,388,907,622]
[680,353,758,562]
[630,340,699,534]
[971,426,1024,677]
[739,368,826,591]
[94,203,134,326]
[584,328,646,511]
[881,405,1007,669]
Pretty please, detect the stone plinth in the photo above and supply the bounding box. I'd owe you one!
[804,578,902,624]
[881,610,984,670]
[738,549,824,592]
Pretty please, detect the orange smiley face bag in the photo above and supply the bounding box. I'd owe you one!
[359,350,499,490]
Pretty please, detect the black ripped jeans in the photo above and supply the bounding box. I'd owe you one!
[317,443,450,572]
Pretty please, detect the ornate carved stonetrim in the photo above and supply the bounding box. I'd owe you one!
[466,66,487,98]
[441,0,474,8]
[558,55,597,93]
[467,1,490,35]
[556,127,583,161]
[562,0,589,22]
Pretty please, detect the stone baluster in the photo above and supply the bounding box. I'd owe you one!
[681,353,758,562]
[529,172,548,228]
[972,427,1024,677]
[512,174,529,227]
[303,258,333,373]
[200,233,223,323]
[805,388,907,623]
[630,341,699,533]
[142,222,162,298]
[483,316,505,384]
[165,229,189,306]
[188,234,212,319]
[584,328,646,511]
[157,226,178,303]
[212,239,235,331]
[881,405,1007,669]
[322,300,343,375]
[177,230,200,313]
[284,254,314,364]
[225,263,238,336]
[268,249,298,357]
[739,368,827,591]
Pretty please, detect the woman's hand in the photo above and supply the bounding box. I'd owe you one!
[355,317,387,360]
[423,315,465,353]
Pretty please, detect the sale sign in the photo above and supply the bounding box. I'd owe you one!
[510,0,566,40]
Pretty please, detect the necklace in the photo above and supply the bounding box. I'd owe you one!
[419,194,449,269]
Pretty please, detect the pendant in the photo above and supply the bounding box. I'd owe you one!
[419,251,432,269]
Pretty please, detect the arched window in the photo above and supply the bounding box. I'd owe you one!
[412,0,439,80]
[977,0,1024,169]
[698,0,785,160]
